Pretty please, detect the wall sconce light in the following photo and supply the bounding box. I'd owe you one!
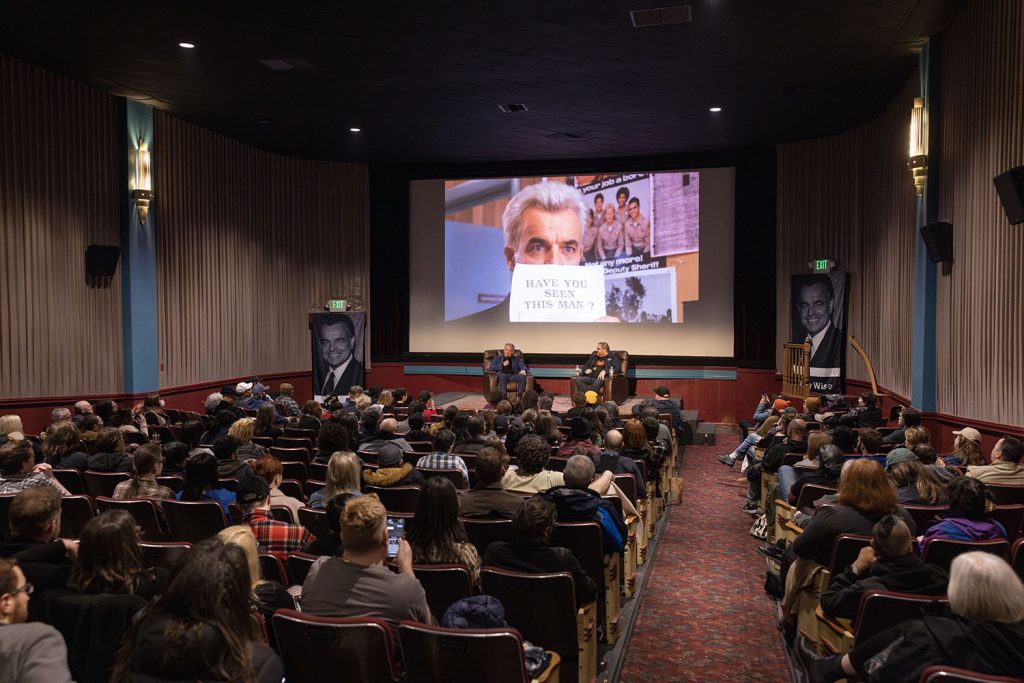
[130,141,153,223]
[908,96,928,195]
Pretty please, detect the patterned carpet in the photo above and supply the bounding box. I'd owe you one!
[619,435,791,683]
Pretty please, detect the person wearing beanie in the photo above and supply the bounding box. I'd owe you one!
[361,443,424,488]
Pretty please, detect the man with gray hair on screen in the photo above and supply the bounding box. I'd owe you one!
[502,181,589,272]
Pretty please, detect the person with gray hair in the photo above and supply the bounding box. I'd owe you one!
[799,552,1024,681]
[541,454,626,553]
[203,392,223,415]
[501,181,588,272]
[49,408,71,424]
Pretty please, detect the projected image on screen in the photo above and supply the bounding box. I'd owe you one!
[443,172,700,324]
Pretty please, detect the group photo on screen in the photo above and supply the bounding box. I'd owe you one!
[442,171,700,324]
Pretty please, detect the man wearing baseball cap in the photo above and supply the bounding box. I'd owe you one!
[237,476,313,560]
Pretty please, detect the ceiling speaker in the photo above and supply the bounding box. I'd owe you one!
[993,166,1024,225]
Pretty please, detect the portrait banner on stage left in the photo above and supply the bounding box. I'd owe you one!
[790,272,847,395]
[312,312,366,401]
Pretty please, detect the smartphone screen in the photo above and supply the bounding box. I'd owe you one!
[386,517,405,558]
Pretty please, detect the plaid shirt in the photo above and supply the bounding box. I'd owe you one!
[0,472,65,496]
[244,509,314,558]
[112,476,175,500]
[416,452,469,485]
[276,396,301,417]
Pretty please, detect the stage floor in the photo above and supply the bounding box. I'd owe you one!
[435,392,645,413]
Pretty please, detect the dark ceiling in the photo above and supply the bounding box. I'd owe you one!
[0,0,962,164]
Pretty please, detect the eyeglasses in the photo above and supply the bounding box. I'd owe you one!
[9,581,33,597]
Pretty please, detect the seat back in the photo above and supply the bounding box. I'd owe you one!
[298,506,331,539]
[398,621,528,683]
[418,468,467,489]
[921,538,1010,572]
[139,541,192,572]
[612,473,638,504]
[406,441,434,453]
[82,471,130,497]
[159,499,226,542]
[60,495,96,539]
[481,567,579,664]
[1012,538,1024,582]
[364,485,421,513]
[259,553,289,584]
[281,461,308,482]
[828,534,872,574]
[287,552,318,586]
[156,475,185,493]
[551,522,605,596]
[95,497,168,541]
[412,564,474,621]
[283,428,317,441]
[919,665,1024,682]
[903,505,950,535]
[271,608,398,683]
[854,590,949,641]
[462,518,515,557]
[279,479,305,502]
[53,468,87,495]
[984,484,1024,506]
[989,504,1024,543]
[272,446,311,464]
[793,483,836,510]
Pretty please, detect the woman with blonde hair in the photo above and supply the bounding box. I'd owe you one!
[946,427,985,466]
[903,425,931,448]
[229,418,267,461]
[216,526,294,615]
[0,414,26,441]
[308,451,363,509]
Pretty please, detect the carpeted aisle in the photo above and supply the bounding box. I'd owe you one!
[619,435,791,683]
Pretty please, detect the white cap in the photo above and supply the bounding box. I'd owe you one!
[235,382,253,394]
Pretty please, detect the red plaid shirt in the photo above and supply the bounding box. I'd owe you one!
[243,509,313,559]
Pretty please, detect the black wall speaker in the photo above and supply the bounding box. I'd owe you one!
[919,222,953,263]
[993,166,1024,225]
[85,244,121,277]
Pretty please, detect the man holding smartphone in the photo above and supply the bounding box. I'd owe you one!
[301,496,431,627]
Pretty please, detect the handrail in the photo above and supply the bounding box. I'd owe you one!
[847,335,882,396]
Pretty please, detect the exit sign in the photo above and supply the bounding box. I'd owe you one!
[810,259,835,273]
[328,299,347,311]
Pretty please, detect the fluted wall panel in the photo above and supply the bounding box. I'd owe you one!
[936,0,1024,426]
[154,113,369,387]
[776,76,918,399]
[0,55,123,398]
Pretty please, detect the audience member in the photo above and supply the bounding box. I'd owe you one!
[42,421,89,470]
[177,420,210,460]
[0,557,74,683]
[236,476,313,559]
[161,441,190,476]
[886,448,947,506]
[882,407,921,444]
[141,393,169,426]
[430,405,460,436]
[748,419,808,513]
[543,454,625,553]
[458,446,524,519]
[314,421,353,465]
[309,451,363,509]
[856,427,883,456]
[966,435,1024,483]
[453,416,489,455]
[556,417,601,458]
[800,552,1024,682]
[913,443,961,483]
[217,525,294,616]
[482,496,598,606]
[301,495,431,627]
[820,514,948,620]
[213,435,255,480]
[201,409,236,444]
[787,443,844,506]
[921,476,1006,545]
[112,443,174,500]
[229,418,268,461]
[111,538,283,683]
[177,451,236,515]
[360,416,412,452]
[0,487,75,594]
[594,429,646,497]
[407,478,481,587]
[295,401,323,432]
[250,455,304,518]
[503,434,565,493]
[0,441,69,496]
[362,442,425,488]
[829,424,859,453]
[68,510,166,599]
[946,426,985,466]
[87,427,134,472]
[275,383,301,417]
[837,392,884,428]
[404,413,432,443]
[304,494,347,557]
[253,404,283,439]
[416,429,469,486]
[538,394,561,425]
[903,424,931,449]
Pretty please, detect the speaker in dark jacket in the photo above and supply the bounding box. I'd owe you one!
[919,222,953,263]
[993,166,1024,225]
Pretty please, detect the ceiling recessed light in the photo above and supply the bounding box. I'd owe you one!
[709,106,722,112]
[179,42,195,49]
[349,127,361,132]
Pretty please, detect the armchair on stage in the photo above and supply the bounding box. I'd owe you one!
[482,349,535,398]
[577,350,630,404]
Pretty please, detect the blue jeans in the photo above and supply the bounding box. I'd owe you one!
[497,373,526,395]
[734,433,761,462]
[777,465,798,502]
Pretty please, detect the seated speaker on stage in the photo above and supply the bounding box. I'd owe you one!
[487,343,529,397]
[572,341,620,393]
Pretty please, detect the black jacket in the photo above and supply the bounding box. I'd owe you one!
[86,451,133,473]
[595,450,646,498]
[820,554,948,620]
[482,541,598,606]
[792,504,917,567]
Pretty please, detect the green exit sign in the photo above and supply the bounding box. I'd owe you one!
[810,259,835,273]
[328,299,347,311]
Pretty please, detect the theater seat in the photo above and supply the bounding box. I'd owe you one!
[411,564,474,623]
[398,621,560,683]
[139,541,191,572]
[287,552,318,586]
[95,497,168,541]
[159,499,226,543]
[921,538,1010,573]
[364,485,420,513]
[918,666,1024,683]
[59,495,96,539]
[271,609,399,683]
[818,590,949,655]
[461,518,515,558]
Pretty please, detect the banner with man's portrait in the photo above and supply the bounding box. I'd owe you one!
[311,312,366,401]
[790,272,847,394]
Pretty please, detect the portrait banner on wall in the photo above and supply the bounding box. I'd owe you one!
[312,312,366,401]
[790,272,847,394]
